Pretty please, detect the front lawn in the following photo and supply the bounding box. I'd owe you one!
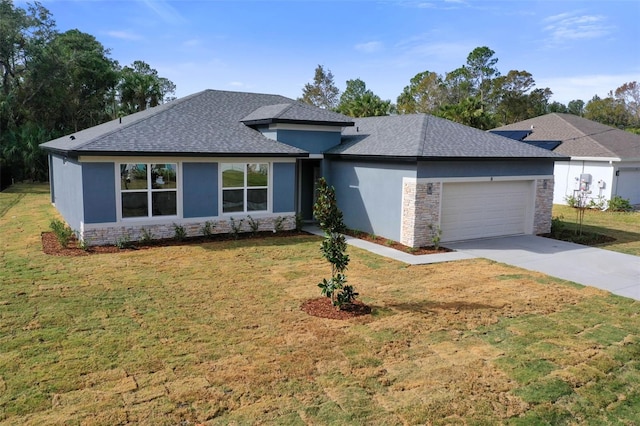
[1,184,639,425]
[552,204,640,256]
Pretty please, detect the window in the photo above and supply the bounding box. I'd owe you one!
[120,163,177,218]
[222,163,269,213]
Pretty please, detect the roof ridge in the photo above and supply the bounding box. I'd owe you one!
[418,114,430,156]
[273,102,296,119]
[71,91,208,151]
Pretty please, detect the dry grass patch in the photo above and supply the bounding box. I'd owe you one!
[1,184,639,424]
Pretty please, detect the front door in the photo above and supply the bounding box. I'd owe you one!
[298,159,321,221]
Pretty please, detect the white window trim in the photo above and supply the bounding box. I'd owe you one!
[116,162,181,222]
[219,162,272,215]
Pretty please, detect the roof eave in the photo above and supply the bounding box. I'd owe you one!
[46,149,309,159]
[243,118,355,127]
[324,153,570,162]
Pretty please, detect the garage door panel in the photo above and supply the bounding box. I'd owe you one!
[441,181,532,242]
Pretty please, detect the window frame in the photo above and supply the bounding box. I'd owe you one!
[220,162,271,215]
[118,162,179,220]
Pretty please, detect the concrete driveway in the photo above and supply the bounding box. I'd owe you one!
[447,235,640,301]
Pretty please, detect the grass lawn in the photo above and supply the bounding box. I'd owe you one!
[1,184,639,425]
[552,204,640,256]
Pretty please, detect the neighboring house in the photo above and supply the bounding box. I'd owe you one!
[492,113,640,206]
[41,89,566,248]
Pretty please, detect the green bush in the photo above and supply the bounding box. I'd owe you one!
[202,221,215,238]
[173,223,186,241]
[49,219,74,248]
[607,195,633,212]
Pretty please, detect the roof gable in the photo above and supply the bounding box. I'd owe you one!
[330,114,566,159]
[492,113,640,159]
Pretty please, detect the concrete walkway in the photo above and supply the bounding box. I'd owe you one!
[304,226,640,301]
[303,225,476,265]
[447,235,640,301]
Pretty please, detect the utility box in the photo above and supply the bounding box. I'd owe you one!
[579,173,592,191]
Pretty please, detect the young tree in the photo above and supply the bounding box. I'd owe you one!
[313,177,357,309]
[336,78,390,117]
[299,65,340,110]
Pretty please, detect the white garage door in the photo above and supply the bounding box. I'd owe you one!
[616,169,640,205]
[440,181,533,242]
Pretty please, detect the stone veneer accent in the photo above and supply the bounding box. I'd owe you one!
[401,180,441,248]
[534,177,554,235]
[81,215,297,246]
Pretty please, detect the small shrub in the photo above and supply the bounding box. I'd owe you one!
[295,214,303,232]
[336,285,358,307]
[115,233,132,249]
[202,221,215,238]
[247,215,260,234]
[78,235,90,251]
[564,195,578,208]
[608,195,633,212]
[230,217,244,239]
[428,223,442,250]
[274,216,285,233]
[173,223,186,241]
[49,219,74,248]
[588,195,606,210]
[550,215,565,237]
[384,239,394,247]
[140,227,154,244]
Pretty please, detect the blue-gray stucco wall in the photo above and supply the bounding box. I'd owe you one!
[327,160,416,242]
[418,160,554,178]
[82,163,117,224]
[50,154,84,230]
[183,162,218,218]
[273,162,295,213]
[276,130,342,154]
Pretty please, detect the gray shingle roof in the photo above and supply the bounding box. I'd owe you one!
[492,113,640,159]
[241,102,354,126]
[329,114,566,159]
[40,90,351,157]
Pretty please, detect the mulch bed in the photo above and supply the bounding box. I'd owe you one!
[343,229,452,255]
[41,230,309,257]
[300,297,372,320]
[540,230,616,246]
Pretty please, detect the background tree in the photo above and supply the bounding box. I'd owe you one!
[0,1,176,186]
[118,60,175,114]
[24,29,119,132]
[396,70,445,114]
[464,46,500,105]
[299,65,340,110]
[435,96,496,130]
[614,81,640,127]
[584,94,631,128]
[336,78,390,117]
[567,99,585,116]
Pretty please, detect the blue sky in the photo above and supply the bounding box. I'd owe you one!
[34,0,640,104]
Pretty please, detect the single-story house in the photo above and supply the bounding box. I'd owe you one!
[492,113,640,206]
[40,89,566,247]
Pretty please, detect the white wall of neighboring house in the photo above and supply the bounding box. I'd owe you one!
[553,159,615,205]
[613,162,640,205]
